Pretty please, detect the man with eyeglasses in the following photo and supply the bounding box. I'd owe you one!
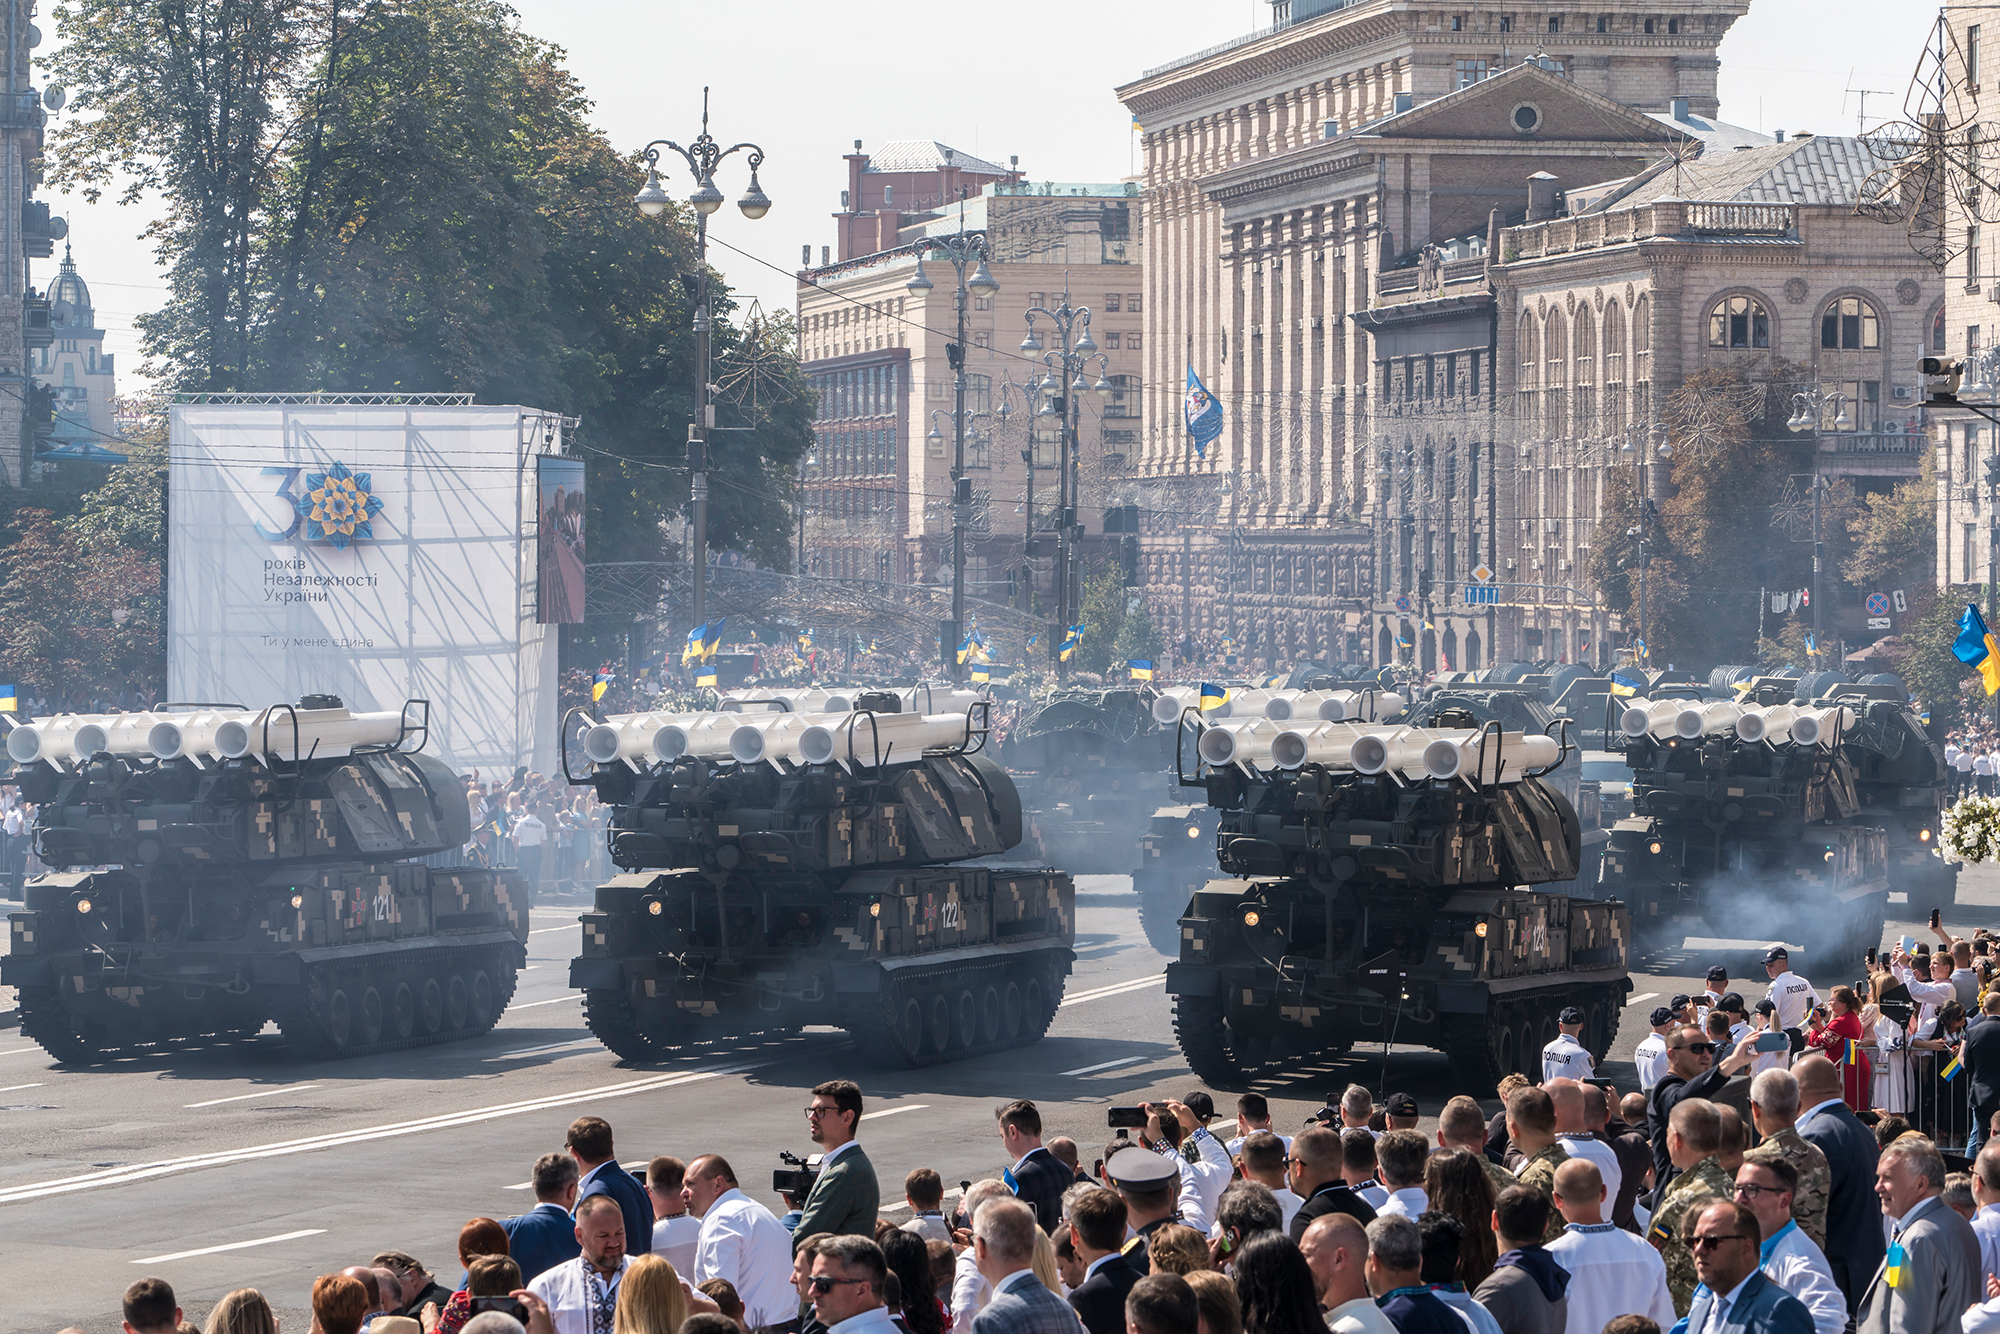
[1731,1158,1843,1334]
[1285,1125,1377,1244]
[1647,1098,1735,1316]
[806,1235,897,1334]
[1682,1200,1814,1334]
[686,1154,800,1332]
[796,1081,880,1243]
[1649,1026,1755,1202]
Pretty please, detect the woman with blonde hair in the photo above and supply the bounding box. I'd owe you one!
[1031,1226,1066,1293]
[203,1289,279,1334]
[614,1254,689,1334]
[1145,1223,1213,1276]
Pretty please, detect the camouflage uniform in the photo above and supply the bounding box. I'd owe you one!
[1512,1142,1571,1243]
[1648,1155,1734,1316]
[1477,1152,1518,1204]
[1743,1123,1831,1250]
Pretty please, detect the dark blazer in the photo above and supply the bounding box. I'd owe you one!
[1684,1270,1815,1334]
[577,1159,653,1263]
[1855,1194,1985,1334]
[1011,1146,1073,1233]
[1287,1180,1378,1242]
[1648,1063,1731,1199]
[1963,1014,2000,1113]
[796,1142,881,1241]
[1797,1097,1884,1308]
[1068,1254,1140,1334]
[500,1202,583,1284]
[971,1273,1085,1334]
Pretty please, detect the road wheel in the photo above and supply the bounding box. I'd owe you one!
[927,994,952,1055]
[390,983,416,1041]
[419,978,444,1035]
[979,984,1002,1045]
[471,970,495,1029]
[1514,1019,1538,1076]
[954,989,978,1050]
[327,988,354,1050]
[1173,993,1244,1086]
[1002,981,1024,1039]
[445,974,469,1031]
[359,987,384,1046]
[1493,1016,1518,1082]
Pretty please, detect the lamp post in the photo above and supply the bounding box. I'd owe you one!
[1613,421,1671,662]
[633,88,772,632]
[1785,385,1852,658]
[1020,279,1111,673]
[995,372,1053,617]
[907,216,998,682]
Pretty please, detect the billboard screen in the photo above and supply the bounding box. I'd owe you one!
[167,403,559,775]
[536,455,585,623]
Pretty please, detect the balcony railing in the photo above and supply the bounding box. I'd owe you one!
[1506,201,1800,261]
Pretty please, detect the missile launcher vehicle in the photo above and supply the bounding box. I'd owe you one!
[565,694,1075,1066]
[1007,686,1168,875]
[1161,712,1630,1089]
[1,697,528,1061]
[1601,689,1892,955]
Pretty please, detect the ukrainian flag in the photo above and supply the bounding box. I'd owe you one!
[592,671,614,702]
[1610,670,1644,698]
[1943,1048,1964,1081]
[1956,603,2000,695]
[1805,633,1818,658]
[1128,660,1154,681]
[799,630,813,651]
[1199,682,1228,711]
[1885,1241,1907,1289]
[1634,638,1649,660]
[971,667,990,683]
[1059,624,1084,662]
[696,668,718,687]
[1842,1037,1861,1066]
[0,684,15,713]
[682,622,709,665]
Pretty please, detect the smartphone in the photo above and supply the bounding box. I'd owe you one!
[1932,908,1943,929]
[1855,979,1871,1000]
[1867,947,1878,968]
[1108,1106,1149,1130]
[470,1298,527,1321]
[1753,1031,1791,1053]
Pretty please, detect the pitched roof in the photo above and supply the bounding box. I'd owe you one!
[862,140,1012,177]
[1597,134,1890,210]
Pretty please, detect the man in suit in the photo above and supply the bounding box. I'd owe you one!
[1287,1124,1377,1243]
[806,1234,899,1334]
[1001,1099,1073,1233]
[1856,1136,1983,1334]
[1683,1199,1815,1334]
[1067,1186,1140,1334]
[1793,1053,1884,1308]
[567,1116,652,1261]
[1962,992,2000,1157]
[970,1198,1085,1334]
[797,1080,880,1242]
[502,1152,584,1284]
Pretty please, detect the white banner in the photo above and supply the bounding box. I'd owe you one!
[168,403,561,776]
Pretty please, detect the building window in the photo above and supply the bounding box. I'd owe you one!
[1973,25,1984,85]
[1935,306,1949,352]
[1969,523,1979,583]
[1668,17,1680,33]
[1972,226,1983,286]
[1452,14,1463,30]
[1456,59,1489,88]
[974,331,991,350]
[1106,375,1141,419]
[1128,293,1142,313]
[1105,332,1121,350]
[1823,380,1880,432]
[1597,14,1609,31]
[1548,14,1560,32]
[1104,293,1121,312]
[973,295,992,312]
[1707,295,1770,349]
[1966,426,1980,482]
[1128,332,1142,351]
[1644,17,1654,32]
[1499,15,1512,32]
[1820,296,1880,350]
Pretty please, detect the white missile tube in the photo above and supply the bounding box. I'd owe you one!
[1195,719,1285,768]
[215,704,422,762]
[147,711,256,762]
[6,714,89,764]
[1420,732,1562,782]
[656,714,739,761]
[796,711,975,767]
[1270,723,1367,770]
[1789,705,1854,749]
[1152,688,1199,724]
[1673,701,1744,740]
[729,712,820,764]
[584,713,706,765]
[1737,704,1798,745]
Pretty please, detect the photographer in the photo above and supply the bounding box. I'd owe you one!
[796,1081,880,1243]
[1139,1099,1230,1234]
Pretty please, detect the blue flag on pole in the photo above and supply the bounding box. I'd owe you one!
[1184,364,1223,459]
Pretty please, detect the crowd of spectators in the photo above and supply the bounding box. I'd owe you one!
[76,923,2000,1334]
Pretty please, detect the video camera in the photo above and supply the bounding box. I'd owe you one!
[773,1150,824,1198]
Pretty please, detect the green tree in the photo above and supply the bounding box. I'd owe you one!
[0,509,162,700]
[1077,563,1127,676]
[1112,597,1163,671]
[1844,455,1936,593]
[1902,587,1985,731]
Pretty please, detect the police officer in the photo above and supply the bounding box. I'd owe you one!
[1701,966,1730,1016]
[1103,1145,1181,1276]
[1542,1006,1595,1082]
[1763,946,1821,1057]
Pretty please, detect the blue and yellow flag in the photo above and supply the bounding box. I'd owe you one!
[682,619,727,664]
[799,630,814,651]
[1634,638,1649,660]
[696,668,718,688]
[1610,670,1644,698]
[1199,682,1228,711]
[0,684,16,713]
[1943,1049,1964,1081]
[682,622,708,665]
[1059,623,1084,662]
[1885,1241,1907,1288]
[592,670,614,702]
[1804,633,1818,658]
[1956,603,2000,695]
[1128,659,1154,681]
[971,667,990,683]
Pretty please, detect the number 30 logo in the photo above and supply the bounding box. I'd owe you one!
[254,466,303,541]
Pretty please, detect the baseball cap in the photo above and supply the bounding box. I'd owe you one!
[1763,945,1789,964]
[1650,1006,1674,1026]
[1184,1090,1216,1122]
[1559,1006,1584,1025]
[1670,994,1692,1011]
[1755,998,1777,1016]
[1385,1092,1419,1118]
[1706,966,1729,983]
[1720,991,1746,1014]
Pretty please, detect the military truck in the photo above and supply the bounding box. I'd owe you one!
[565,695,1074,1066]
[1,697,527,1061]
[1161,712,1630,1089]
[1601,690,1891,956]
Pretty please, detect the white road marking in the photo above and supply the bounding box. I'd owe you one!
[0,1083,45,1094]
[1058,1055,1150,1077]
[859,1104,929,1122]
[529,924,577,935]
[509,994,583,1009]
[0,1050,825,1206]
[185,1084,323,1109]
[505,1180,533,1190]
[1062,976,1165,1007]
[0,1047,45,1059]
[484,1039,598,1061]
[134,1228,327,1264]
[1626,992,1660,1007]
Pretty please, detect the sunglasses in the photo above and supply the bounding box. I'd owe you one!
[1690,1234,1751,1250]
[1733,1183,1785,1200]
[1670,1042,1715,1054]
[809,1276,870,1294]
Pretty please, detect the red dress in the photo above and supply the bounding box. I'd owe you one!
[1806,1011,1872,1110]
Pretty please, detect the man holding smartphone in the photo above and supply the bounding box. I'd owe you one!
[1763,948,1821,1058]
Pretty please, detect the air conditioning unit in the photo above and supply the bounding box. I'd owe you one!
[1505,559,1517,571]
[1893,385,1913,400]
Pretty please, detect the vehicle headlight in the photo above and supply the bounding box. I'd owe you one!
[74,897,92,914]
[1187,825,1202,839]
[1475,921,1489,938]
[1920,828,1934,843]
[1242,909,1261,927]
[647,899,664,916]
[1648,840,1663,855]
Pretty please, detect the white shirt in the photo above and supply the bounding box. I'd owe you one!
[820,1138,862,1166]
[692,1187,797,1328]
[950,1246,991,1330]
[529,1255,631,1334]
[1974,1201,2000,1284]
[1377,1185,1430,1219]
[1635,1031,1672,1091]
[1766,971,1822,1032]
[1351,1179,1391,1209]
[1160,1128,1232,1233]
[901,1212,953,1247]
[1556,1134,1622,1208]
[1956,752,1978,773]
[1432,1286,1503,1334]
[1273,1185,1306,1232]
[513,812,547,846]
[1546,1221,1676,1334]
[1978,755,1994,777]
[1761,1220,1847,1334]
[1962,1294,2000,1334]
[1326,1295,1403,1334]
[1543,1031,1595,1082]
[1227,1130,1294,1156]
[651,1211,701,1277]
[828,1309,901,1334]
[1947,744,1962,764]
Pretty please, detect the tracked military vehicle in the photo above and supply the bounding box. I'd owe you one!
[1007,686,1168,875]
[1803,679,1956,915]
[1162,712,1629,1090]
[1,697,527,1061]
[565,695,1074,1066]
[1601,690,1890,956]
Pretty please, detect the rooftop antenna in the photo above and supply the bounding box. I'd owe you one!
[1845,85,1893,135]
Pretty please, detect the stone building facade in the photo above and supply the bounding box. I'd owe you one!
[37,246,117,455]
[796,165,1144,617]
[0,0,54,486]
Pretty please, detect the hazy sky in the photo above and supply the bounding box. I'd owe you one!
[41,0,1940,394]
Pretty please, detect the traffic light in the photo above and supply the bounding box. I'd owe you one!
[1984,455,2000,487]
[1121,535,1140,586]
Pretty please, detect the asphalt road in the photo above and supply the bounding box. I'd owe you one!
[2,865,1990,1334]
